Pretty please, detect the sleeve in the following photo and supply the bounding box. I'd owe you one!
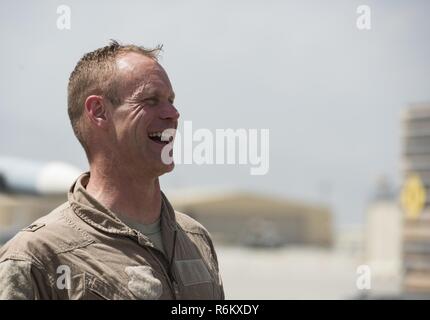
[0,259,36,300]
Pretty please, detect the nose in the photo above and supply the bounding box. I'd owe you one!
[160,103,180,121]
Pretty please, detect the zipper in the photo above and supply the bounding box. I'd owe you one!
[168,229,179,298]
[136,229,180,299]
[146,247,178,299]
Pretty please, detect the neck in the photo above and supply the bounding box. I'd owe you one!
[86,157,162,225]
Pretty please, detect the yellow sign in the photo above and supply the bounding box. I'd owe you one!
[401,174,426,219]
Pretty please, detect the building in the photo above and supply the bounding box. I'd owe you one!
[364,200,403,297]
[401,104,430,297]
[168,189,333,248]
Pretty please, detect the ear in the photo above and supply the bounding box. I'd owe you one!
[84,95,108,127]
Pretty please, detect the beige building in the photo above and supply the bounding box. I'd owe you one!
[169,189,333,248]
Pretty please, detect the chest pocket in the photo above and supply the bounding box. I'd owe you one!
[175,259,215,299]
[175,259,212,286]
[175,259,216,300]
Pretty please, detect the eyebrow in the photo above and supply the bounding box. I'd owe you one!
[132,86,175,101]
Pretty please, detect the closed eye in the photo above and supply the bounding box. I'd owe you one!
[144,97,159,106]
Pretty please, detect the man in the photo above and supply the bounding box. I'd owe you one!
[0,41,224,300]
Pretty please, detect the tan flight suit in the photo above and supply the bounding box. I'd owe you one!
[0,173,224,300]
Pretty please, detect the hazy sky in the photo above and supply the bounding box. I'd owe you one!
[1,0,429,227]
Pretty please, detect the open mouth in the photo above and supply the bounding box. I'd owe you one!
[148,131,174,145]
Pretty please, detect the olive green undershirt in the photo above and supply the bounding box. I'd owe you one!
[118,215,166,256]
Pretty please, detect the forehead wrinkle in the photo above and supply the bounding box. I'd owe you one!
[129,81,151,101]
[130,80,173,102]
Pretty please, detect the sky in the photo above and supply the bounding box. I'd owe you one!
[1,0,430,227]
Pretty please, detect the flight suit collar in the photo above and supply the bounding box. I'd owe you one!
[68,172,178,252]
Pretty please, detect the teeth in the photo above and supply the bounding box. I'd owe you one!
[149,132,162,138]
[149,130,174,142]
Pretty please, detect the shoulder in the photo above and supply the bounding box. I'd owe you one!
[0,201,93,266]
[174,210,218,254]
[174,210,211,237]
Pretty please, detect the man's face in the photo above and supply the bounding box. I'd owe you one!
[107,52,180,177]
